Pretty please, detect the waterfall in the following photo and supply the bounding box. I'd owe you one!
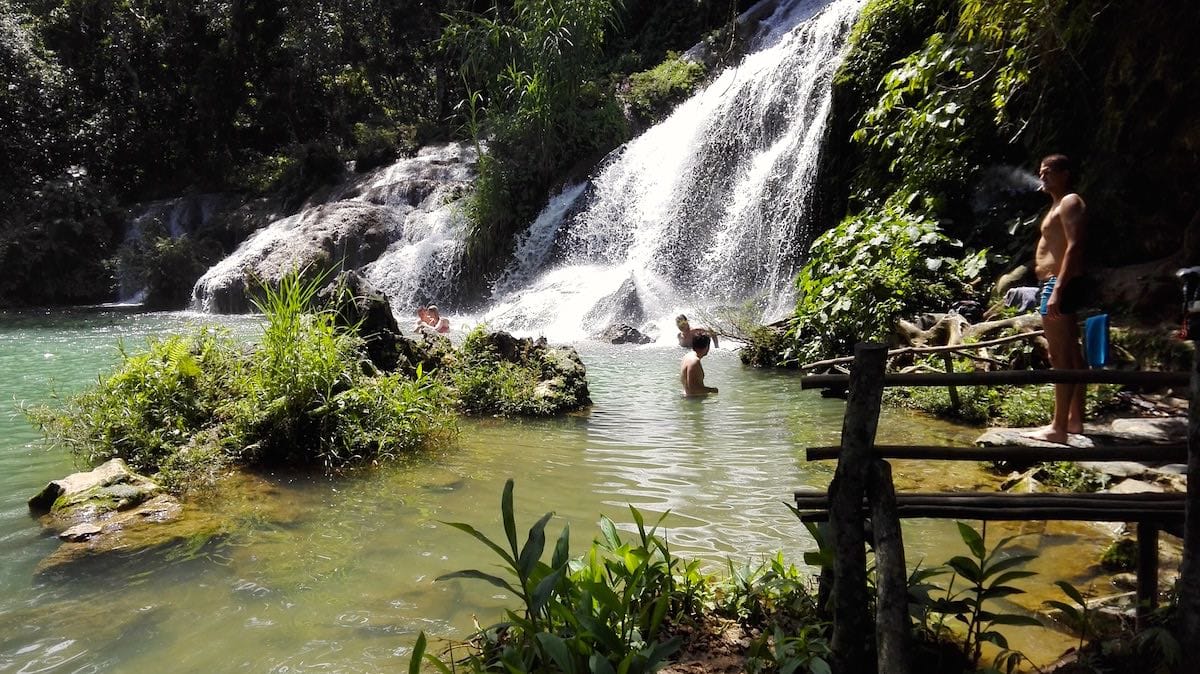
[484,0,863,342]
[191,143,476,313]
[118,195,226,304]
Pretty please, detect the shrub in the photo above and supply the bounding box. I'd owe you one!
[788,207,985,364]
[30,269,456,489]
[450,326,555,416]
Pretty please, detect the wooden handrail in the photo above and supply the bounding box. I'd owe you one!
[798,330,1045,371]
[805,444,1188,462]
[800,368,1189,389]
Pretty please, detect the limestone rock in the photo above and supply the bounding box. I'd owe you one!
[1108,417,1187,444]
[976,427,1097,449]
[28,458,161,520]
[27,461,227,579]
[598,323,653,345]
[1104,478,1164,494]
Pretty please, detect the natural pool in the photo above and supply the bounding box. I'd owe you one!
[1,311,1095,672]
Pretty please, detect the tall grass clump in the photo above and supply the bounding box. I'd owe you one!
[30,269,456,489]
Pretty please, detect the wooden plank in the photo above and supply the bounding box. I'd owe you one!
[797,330,1045,371]
[798,507,1185,523]
[1176,340,1200,645]
[828,343,887,674]
[800,368,1190,389]
[795,491,1186,504]
[805,444,1189,462]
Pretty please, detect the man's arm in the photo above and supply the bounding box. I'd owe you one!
[1048,194,1086,317]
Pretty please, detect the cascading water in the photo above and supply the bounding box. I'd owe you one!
[117,195,227,304]
[191,143,475,313]
[485,0,863,341]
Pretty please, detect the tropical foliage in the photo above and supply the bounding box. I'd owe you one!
[784,208,985,364]
[29,270,456,487]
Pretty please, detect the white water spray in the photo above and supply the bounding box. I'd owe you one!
[484,0,864,341]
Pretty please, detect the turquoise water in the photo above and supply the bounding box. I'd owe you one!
[0,310,1040,672]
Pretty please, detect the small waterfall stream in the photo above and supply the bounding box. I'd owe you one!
[483,0,864,341]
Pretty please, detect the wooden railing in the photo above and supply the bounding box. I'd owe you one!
[795,344,1196,674]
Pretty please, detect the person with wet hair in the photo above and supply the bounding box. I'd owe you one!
[675,314,719,349]
[680,333,718,398]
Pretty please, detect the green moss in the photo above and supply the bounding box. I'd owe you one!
[1036,461,1108,493]
[625,52,707,124]
[1100,537,1138,572]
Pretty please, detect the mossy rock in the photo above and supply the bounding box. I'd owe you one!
[1100,537,1138,572]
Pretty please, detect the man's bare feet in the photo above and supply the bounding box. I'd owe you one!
[1067,424,1084,435]
[1024,426,1069,444]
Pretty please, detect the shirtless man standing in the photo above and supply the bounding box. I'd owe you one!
[680,334,719,398]
[1027,154,1087,444]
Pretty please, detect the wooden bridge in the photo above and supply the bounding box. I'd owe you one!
[794,343,1197,674]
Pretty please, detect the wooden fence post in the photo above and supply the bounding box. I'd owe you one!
[1136,523,1159,630]
[870,460,911,674]
[829,342,887,674]
[1177,340,1200,645]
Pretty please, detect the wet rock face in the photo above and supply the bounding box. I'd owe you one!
[599,323,654,345]
[29,458,162,520]
[192,202,400,313]
[191,143,478,314]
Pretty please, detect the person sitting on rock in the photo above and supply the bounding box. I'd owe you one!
[675,314,718,349]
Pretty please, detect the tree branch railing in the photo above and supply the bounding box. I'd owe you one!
[797,345,1194,673]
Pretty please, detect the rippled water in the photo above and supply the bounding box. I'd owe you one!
[0,311,1084,672]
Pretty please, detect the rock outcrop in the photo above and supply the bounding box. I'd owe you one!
[599,323,654,345]
[192,143,477,313]
[27,459,225,578]
[472,331,591,413]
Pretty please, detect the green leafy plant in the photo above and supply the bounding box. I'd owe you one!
[924,522,1041,668]
[787,207,984,364]
[1043,580,1096,654]
[624,52,707,123]
[431,480,687,673]
[30,267,456,488]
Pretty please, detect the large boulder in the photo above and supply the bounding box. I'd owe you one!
[192,201,400,313]
[190,142,478,313]
[469,331,591,413]
[599,323,654,345]
[319,271,405,371]
[27,459,226,578]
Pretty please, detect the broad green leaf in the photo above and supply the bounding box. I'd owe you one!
[600,516,621,549]
[437,569,521,597]
[536,633,577,674]
[518,511,555,578]
[589,654,616,674]
[978,630,1009,649]
[503,479,519,559]
[946,555,982,581]
[552,524,571,568]
[531,565,566,614]
[983,554,1037,579]
[440,521,516,566]
[987,614,1044,628]
[409,631,427,674]
[1053,580,1087,606]
[988,570,1037,587]
[957,522,986,558]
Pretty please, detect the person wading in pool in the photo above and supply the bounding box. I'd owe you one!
[1026,153,1087,444]
[680,334,718,398]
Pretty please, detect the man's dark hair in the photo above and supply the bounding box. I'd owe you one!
[1041,153,1073,175]
[692,334,711,351]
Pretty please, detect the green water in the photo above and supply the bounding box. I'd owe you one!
[1,311,1073,672]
